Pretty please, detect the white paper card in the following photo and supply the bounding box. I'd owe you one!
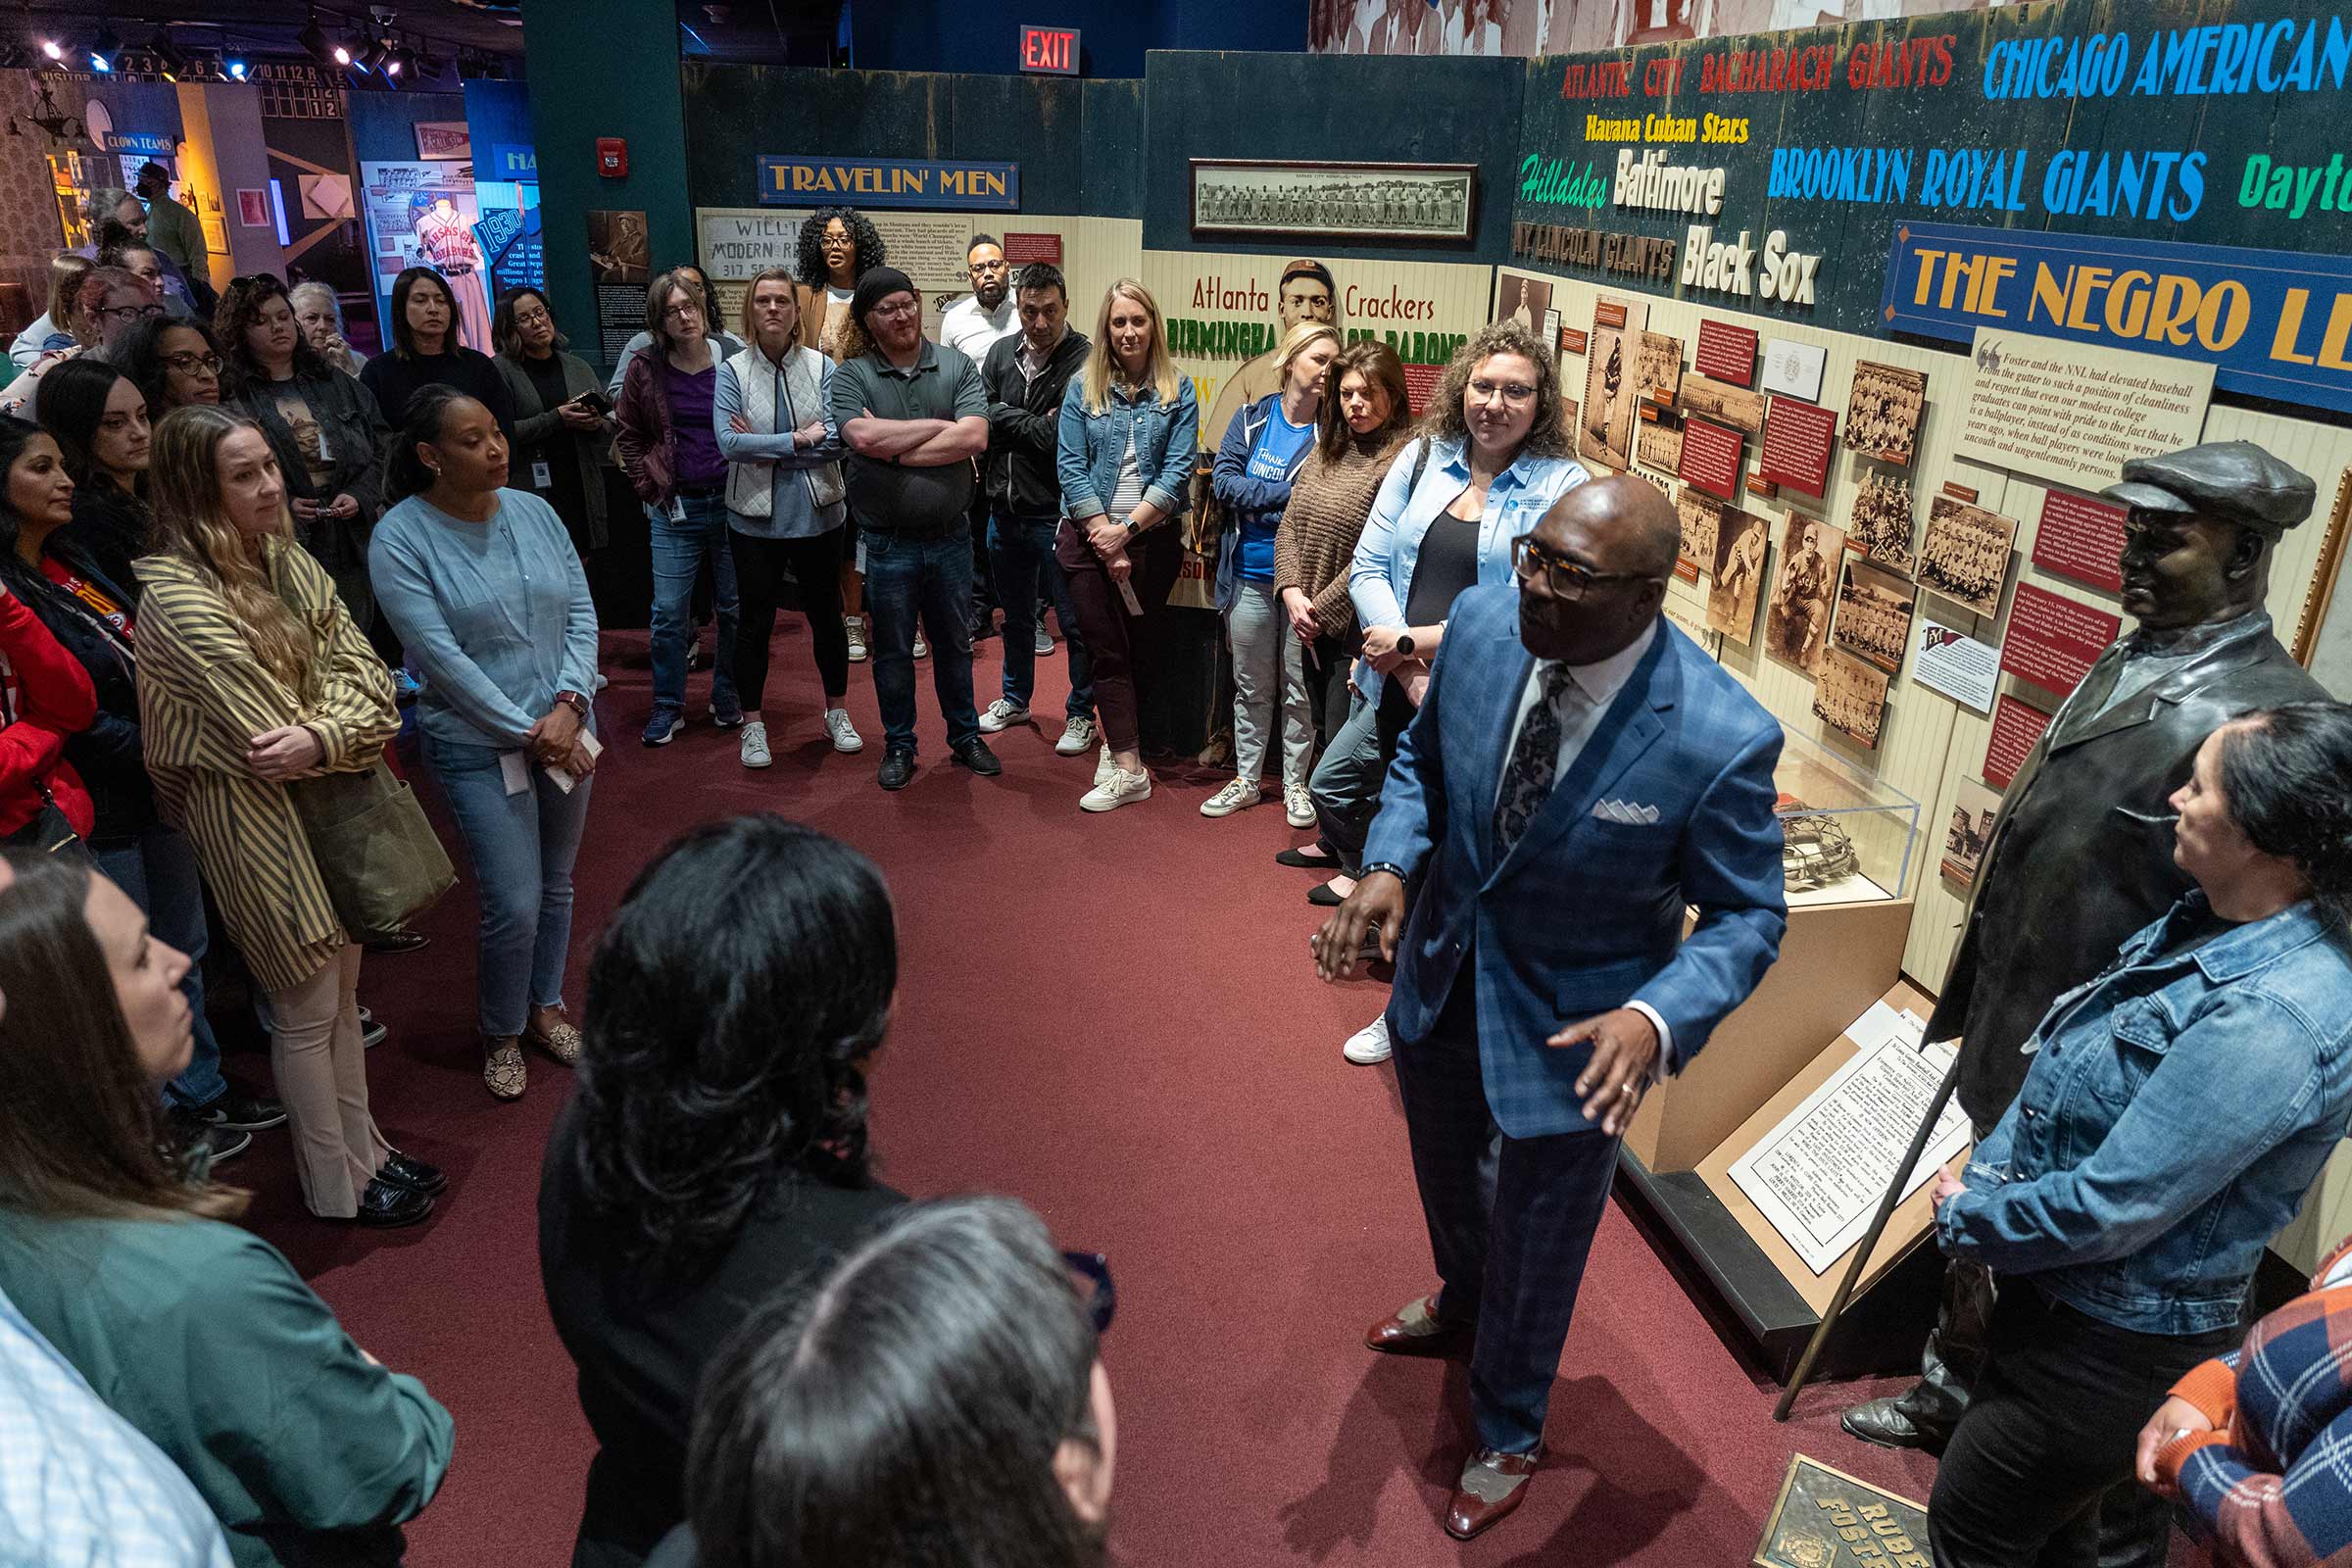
[498,752,530,796]
[544,729,603,796]
[1915,619,2001,714]
[1727,1008,1969,1276]
[1118,579,1144,615]
[531,458,554,489]
[1761,339,1828,401]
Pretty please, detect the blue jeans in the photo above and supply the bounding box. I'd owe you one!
[648,494,739,720]
[989,512,1092,717]
[862,524,979,752]
[424,733,596,1038]
[93,826,226,1110]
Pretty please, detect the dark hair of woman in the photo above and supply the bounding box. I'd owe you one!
[381,383,474,507]
[0,848,245,1221]
[214,271,331,393]
[90,220,146,267]
[109,315,220,419]
[571,815,897,1281]
[1420,318,1573,461]
[687,1197,1103,1568]
[387,267,461,360]
[644,269,714,356]
[1315,339,1413,464]
[0,414,100,592]
[793,206,886,291]
[36,357,134,486]
[490,285,565,359]
[2217,702,2352,926]
[45,252,93,331]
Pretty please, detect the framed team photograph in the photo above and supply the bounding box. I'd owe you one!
[1843,362,1929,467]
[1834,556,1918,674]
[1707,505,1770,646]
[1846,467,1916,574]
[1764,514,1847,677]
[1918,495,2019,618]
[1678,371,1767,434]
[1940,776,2003,886]
[1813,647,1892,749]
[1190,160,1478,242]
[1676,485,1722,570]
[1636,330,1685,405]
[1638,418,1685,476]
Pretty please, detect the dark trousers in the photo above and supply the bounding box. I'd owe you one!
[1928,1286,2234,1568]
[967,479,997,621]
[1056,519,1180,755]
[862,524,979,753]
[730,525,850,712]
[990,513,1093,718]
[1301,631,1353,760]
[1391,979,1622,1455]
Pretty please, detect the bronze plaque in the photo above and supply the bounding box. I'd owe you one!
[1754,1455,1930,1568]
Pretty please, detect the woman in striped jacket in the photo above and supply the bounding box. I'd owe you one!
[134,405,438,1227]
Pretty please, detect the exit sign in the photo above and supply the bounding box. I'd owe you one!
[1018,24,1079,74]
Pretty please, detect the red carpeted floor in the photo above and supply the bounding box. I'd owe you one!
[228,614,1956,1567]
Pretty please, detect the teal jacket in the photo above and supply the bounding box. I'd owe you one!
[0,1209,455,1566]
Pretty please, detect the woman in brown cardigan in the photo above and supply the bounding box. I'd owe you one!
[1271,342,1412,876]
[135,405,438,1226]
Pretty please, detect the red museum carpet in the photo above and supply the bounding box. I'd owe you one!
[224,615,1997,1567]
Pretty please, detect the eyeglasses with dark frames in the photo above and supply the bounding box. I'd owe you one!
[1062,1250,1115,1334]
[96,302,167,323]
[161,351,223,375]
[1510,533,1659,600]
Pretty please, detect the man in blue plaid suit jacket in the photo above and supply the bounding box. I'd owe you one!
[1314,477,1786,1540]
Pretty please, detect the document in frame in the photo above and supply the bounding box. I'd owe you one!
[1727,1004,1971,1276]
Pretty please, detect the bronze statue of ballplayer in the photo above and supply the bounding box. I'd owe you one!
[1842,440,2328,1568]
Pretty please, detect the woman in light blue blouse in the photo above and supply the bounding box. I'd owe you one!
[714,267,858,770]
[368,386,600,1103]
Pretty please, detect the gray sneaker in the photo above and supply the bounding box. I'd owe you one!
[739,719,772,769]
[1035,623,1054,655]
[1055,715,1096,756]
[978,698,1029,733]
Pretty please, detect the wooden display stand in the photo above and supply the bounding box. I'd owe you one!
[1624,891,1913,1176]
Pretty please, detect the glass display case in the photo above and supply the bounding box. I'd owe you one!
[1772,726,1919,905]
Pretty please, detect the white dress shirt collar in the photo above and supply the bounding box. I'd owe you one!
[1536,618,1657,709]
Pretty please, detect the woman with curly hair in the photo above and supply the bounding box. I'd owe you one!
[1928,702,2352,1568]
[111,314,224,419]
[539,814,905,1568]
[795,208,887,662]
[1320,318,1589,1065]
[216,272,392,627]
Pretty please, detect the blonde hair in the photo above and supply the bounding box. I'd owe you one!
[739,267,805,352]
[1274,319,1342,388]
[145,406,318,697]
[1081,279,1181,415]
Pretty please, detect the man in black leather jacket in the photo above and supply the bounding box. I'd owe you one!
[1842,439,2328,1568]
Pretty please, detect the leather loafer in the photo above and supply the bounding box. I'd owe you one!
[375,1151,447,1197]
[1446,1446,1542,1540]
[950,737,1003,776]
[878,747,916,791]
[352,1177,434,1229]
[1840,1395,1949,1453]
[1364,1291,1471,1355]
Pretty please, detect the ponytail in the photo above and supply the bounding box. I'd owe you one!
[383,383,468,505]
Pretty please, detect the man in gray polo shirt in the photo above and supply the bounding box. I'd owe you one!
[828,266,1002,790]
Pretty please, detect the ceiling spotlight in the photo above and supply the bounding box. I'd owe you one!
[383,44,408,77]
[333,40,352,65]
[356,34,388,72]
[38,38,61,61]
[298,19,333,67]
[225,57,246,79]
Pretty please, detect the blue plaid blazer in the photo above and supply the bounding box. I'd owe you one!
[1363,585,1788,1139]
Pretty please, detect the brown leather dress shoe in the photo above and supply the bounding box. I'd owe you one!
[1446,1446,1542,1540]
[1364,1292,1470,1354]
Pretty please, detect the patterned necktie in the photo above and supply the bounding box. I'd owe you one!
[1494,663,1581,856]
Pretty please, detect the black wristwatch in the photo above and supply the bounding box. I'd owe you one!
[1396,632,1416,657]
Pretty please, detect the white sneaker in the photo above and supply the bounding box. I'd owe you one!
[739,719,772,769]
[1055,715,1096,757]
[1080,766,1152,812]
[844,615,868,662]
[1200,778,1261,817]
[1035,624,1054,655]
[1343,1014,1393,1065]
[912,632,929,660]
[824,708,863,754]
[1285,782,1316,828]
[978,698,1029,733]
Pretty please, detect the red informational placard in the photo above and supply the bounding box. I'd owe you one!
[1595,300,1628,329]
[1002,232,1063,266]
[1984,692,2054,791]
[2032,490,2129,594]
[1758,396,1838,497]
[1695,318,1758,387]
[1559,326,1589,356]
[1403,363,1443,415]
[1942,482,1980,503]
[1678,416,1743,502]
[1998,582,2121,698]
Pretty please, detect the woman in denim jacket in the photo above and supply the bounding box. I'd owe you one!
[1928,702,2352,1568]
[1054,279,1196,814]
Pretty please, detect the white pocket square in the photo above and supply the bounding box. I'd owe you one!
[1592,798,1660,825]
